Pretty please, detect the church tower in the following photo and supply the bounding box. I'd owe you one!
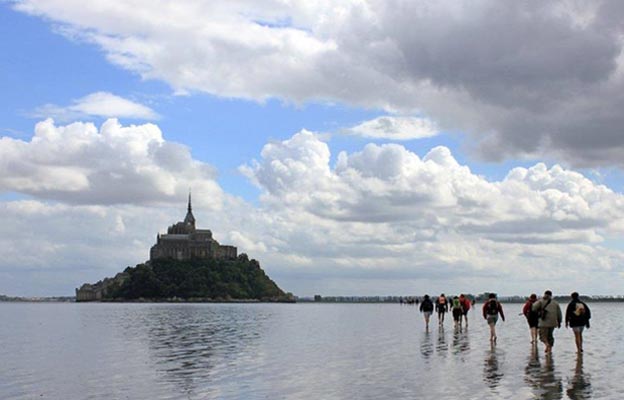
[183,191,196,228]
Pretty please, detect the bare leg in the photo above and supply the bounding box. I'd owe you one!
[574,331,583,353]
[539,328,550,352]
[489,324,497,343]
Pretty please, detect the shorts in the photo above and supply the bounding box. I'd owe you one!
[462,309,469,316]
[486,315,498,325]
[423,311,432,319]
[572,326,585,334]
[452,308,462,321]
[527,315,539,328]
[539,327,555,346]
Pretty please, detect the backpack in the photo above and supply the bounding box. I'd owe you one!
[453,298,461,309]
[486,300,498,315]
[422,299,434,312]
[574,302,586,316]
[538,298,551,320]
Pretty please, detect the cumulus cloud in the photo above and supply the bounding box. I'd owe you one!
[343,116,439,140]
[2,124,624,295]
[240,130,624,294]
[12,0,624,166]
[32,92,159,121]
[244,131,624,234]
[0,119,222,206]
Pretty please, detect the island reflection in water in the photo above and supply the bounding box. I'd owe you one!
[0,302,618,399]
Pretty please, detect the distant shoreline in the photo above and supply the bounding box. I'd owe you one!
[3,294,624,304]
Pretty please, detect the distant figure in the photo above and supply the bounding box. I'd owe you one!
[532,290,562,354]
[522,294,539,344]
[459,294,471,327]
[565,292,591,353]
[419,294,434,329]
[436,294,448,325]
[482,293,505,343]
[451,296,464,328]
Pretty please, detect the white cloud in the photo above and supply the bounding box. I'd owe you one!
[3,122,624,296]
[0,118,221,206]
[13,0,624,166]
[32,92,159,121]
[343,116,439,140]
[240,130,624,295]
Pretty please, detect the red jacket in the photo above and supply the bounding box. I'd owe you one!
[522,300,535,317]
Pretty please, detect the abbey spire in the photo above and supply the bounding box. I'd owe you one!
[184,190,196,227]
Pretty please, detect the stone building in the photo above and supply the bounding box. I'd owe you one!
[149,194,237,261]
[75,271,128,301]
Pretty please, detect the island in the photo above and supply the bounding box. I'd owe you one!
[76,194,293,302]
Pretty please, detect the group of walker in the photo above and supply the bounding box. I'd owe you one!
[418,293,473,330]
[419,290,591,354]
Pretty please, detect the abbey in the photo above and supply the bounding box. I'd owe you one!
[149,194,237,261]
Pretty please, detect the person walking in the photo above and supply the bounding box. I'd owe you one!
[459,294,471,327]
[565,292,591,353]
[419,294,435,330]
[482,293,505,344]
[451,296,464,328]
[436,294,448,325]
[532,290,562,354]
[522,294,539,344]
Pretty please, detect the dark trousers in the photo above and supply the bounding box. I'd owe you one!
[539,327,555,346]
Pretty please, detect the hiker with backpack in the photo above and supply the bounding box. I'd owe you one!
[436,293,448,325]
[419,294,435,330]
[459,294,471,327]
[565,292,591,353]
[451,296,464,328]
[482,293,505,344]
[532,290,562,354]
[522,293,539,344]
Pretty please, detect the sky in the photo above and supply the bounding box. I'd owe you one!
[1,0,624,297]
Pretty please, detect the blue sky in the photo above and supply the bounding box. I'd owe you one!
[2,1,624,296]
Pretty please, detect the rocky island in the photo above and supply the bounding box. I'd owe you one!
[76,194,292,302]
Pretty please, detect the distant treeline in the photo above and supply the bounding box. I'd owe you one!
[102,255,292,302]
[301,294,624,303]
[0,294,74,302]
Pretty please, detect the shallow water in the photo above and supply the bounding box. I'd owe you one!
[0,302,621,399]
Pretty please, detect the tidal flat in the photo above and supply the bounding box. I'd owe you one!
[1,302,620,399]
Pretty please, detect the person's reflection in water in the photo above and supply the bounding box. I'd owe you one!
[483,343,504,390]
[566,354,591,400]
[539,354,563,400]
[436,325,448,357]
[420,330,434,361]
[452,324,470,355]
[524,344,563,399]
[524,344,542,397]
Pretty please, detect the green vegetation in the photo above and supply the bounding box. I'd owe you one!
[103,254,291,302]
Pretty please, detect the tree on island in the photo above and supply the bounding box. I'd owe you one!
[102,254,290,301]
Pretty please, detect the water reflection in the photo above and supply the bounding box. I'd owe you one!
[524,345,542,394]
[420,330,434,360]
[452,325,470,355]
[436,325,448,357]
[139,305,265,397]
[524,346,563,400]
[483,344,504,389]
[566,354,591,400]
